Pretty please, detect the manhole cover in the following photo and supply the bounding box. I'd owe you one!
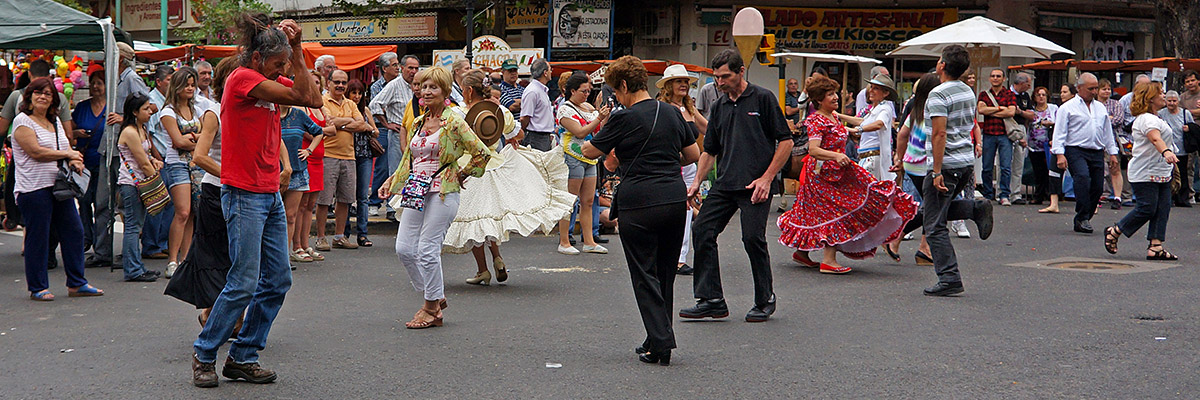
[1049,261,1135,271]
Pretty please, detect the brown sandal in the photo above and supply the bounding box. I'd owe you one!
[405,308,443,329]
[1103,226,1120,254]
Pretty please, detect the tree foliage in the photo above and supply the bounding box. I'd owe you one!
[52,0,90,14]
[180,0,274,45]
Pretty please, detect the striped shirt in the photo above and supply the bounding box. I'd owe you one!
[499,81,523,108]
[11,113,69,196]
[925,80,977,169]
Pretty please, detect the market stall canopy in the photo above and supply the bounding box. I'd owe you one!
[549,60,713,77]
[136,44,238,63]
[134,40,172,52]
[770,52,882,65]
[887,16,1074,59]
[1011,58,1200,72]
[0,0,130,50]
[301,42,397,71]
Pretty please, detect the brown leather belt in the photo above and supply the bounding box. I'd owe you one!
[858,150,881,158]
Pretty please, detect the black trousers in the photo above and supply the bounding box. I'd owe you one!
[692,188,773,307]
[1065,146,1107,223]
[1175,154,1192,204]
[1029,150,1050,202]
[619,202,686,352]
[922,166,979,284]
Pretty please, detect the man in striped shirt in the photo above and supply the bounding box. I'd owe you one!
[498,59,524,113]
[922,45,994,297]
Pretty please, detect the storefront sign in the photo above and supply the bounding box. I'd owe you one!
[507,3,549,29]
[552,0,612,49]
[709,25,731,47]
[299,14,437,43]
[122,0,202,32]
[700,9,733,25]
[746,6,957,52]
[1084,39,1135,62]
[433,35,545,74]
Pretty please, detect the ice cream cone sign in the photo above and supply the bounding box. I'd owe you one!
[732,7,764,66]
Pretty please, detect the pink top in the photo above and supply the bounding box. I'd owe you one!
[410,128,442,193]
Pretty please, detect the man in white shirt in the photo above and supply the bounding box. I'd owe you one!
[1051,73,1120,234]
[194,60,214,101]
[519,59,555,151]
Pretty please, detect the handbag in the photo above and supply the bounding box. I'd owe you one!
[368,137,386,158]
[608,102,660,220]
[397,162,451,212]
[51,123,87,201]
[121,144,170,216]
[984,90,1027,142]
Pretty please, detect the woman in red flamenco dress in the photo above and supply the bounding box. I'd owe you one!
[778,77,918,274]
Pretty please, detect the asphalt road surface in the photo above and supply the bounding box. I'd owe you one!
[1,202,1197,399]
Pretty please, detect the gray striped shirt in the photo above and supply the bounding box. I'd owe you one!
[925,80,977,169]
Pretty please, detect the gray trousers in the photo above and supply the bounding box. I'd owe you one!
[922,166,978,284]
[1010,144,1026,199]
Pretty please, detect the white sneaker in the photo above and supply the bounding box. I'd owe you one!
[581,244,609,254]
[903,232,916,241]
[557,245,580,255]
[368,205,380,217]
[951,220,971,238]
[1000,198,1012,206]
[165,261,178,279]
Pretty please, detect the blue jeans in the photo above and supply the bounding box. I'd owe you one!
[1117,182,1172,241]
[369,128,392,207]
[142,199,172,255]
[18,188,87,293]
[194,186,292,364]
[981,134,1013,200]
[569,192,601,238]
[345,157,373,237]
[119,184,148,279]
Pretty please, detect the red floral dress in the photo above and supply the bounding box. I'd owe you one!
[777,112,918,259]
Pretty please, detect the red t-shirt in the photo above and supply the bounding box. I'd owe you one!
[220,67,282,193]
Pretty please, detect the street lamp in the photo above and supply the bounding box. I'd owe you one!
[464,0,477,65]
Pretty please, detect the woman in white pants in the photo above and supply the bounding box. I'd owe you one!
[654,65,707,275]
[379,67,493,329]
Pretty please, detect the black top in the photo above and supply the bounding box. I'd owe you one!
[704,83,791,191]
[1014,91,1032,125]
[590,99,695,210]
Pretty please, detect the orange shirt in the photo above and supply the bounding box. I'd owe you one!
[321,94,363,160]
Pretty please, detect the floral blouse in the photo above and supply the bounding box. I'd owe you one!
[1029,104,1057,152]
[388,107,494,198]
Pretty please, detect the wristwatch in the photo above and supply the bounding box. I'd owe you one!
[928,171,942,179]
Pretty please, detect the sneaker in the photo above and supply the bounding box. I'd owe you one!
[165,261,178,279]
[368,205,380,217]
[581,244,608,254]
[222,356,277,384]
[557,245,580,255]
[902,232,916,241]
[332,237,359,249]
[314,237,332,252]
[951,220,971,238]
[192,355,218,388]
[306,248,325,261]
[126,271,158,282]
[291,249,313,262]
[999,198,1012,206]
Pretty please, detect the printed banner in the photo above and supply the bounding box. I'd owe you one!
[551,0,612,49]
[747,6,957,52]
[433,35,545,75]
[299,14,437,43]
[507,3,550,29]
[121,0,202,32]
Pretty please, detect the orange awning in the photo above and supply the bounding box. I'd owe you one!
[135,44,238,63]
[301,42,396,71]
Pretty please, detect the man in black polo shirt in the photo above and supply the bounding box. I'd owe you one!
[681,49,793,323]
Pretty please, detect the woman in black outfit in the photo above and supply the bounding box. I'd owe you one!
[583,56,701,366]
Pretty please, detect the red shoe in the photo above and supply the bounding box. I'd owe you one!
[819,263,852,274]
[792,251,819,268]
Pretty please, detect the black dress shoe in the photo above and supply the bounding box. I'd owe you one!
[126,272,158,282]
[1109,198,1121,210]
[679,299,729,319]
[745,296,776,322]
[638,349,671,366]
[1074,220,1094,234]
[972,200,994,240]
[923,281,964,296]
[676,264,694,275]
[1012,198,1027,205]
[594,236,610,244]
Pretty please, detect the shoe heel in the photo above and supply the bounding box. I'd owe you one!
[658,352,671,366]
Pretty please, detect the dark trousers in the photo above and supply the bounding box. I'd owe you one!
[922,166,978,284]
[80,163,100,249]
[345,157,373,237]
[521,131,554,152]
[1065,146,1107,223]
[1029,151,1050,202]
[1175,154,1192,204]
[1117,182,1173,241]
[18,188,87,293]
[1046,150,1064,196]
[691,188,773,307]
[620,202,686,352]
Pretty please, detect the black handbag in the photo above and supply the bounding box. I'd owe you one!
[608,102,660,220]
[51,122,88,201]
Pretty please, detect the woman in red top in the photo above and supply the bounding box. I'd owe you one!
[295,70,329,261]
[777,76,918,274]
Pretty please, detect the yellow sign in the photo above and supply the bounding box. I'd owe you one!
[747,6,957,52]
[506,3,549,29]
[299,14,438,42]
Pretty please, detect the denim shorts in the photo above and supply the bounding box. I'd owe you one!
[162,162,191,188]
[564,154,597,179]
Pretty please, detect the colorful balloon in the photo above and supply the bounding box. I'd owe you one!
[53,77,63,92]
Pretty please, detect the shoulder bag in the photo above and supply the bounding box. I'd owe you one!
[121,139,170,216]
[984,90,1027,142]
[607,101,660,220]
[51,122,89,201]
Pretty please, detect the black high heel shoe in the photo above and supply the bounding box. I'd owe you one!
[638,349,671,366]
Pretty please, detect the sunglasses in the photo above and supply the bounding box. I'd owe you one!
[331,80,347,85]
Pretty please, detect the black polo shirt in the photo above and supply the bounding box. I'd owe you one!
[1013,90,1032,125]
[704,83,791,191]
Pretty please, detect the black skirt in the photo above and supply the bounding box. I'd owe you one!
[163,183,231,309]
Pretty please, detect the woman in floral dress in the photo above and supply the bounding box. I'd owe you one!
[778,76,918,274]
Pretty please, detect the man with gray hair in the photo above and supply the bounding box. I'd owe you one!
[1009,72,1037,204]
[195,60,214,101]
[1120,74,1152,128]
[315,54,337,79]
[1051,73,1120,233]
[519,58,555,151]
[1158,89,1195,206]
[367,52,399,217]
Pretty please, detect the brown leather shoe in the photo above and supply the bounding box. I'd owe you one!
[222,357,277,384]
[192,355,218,388]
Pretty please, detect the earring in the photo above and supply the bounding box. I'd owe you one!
[418,98,427,106]
[444,98,452,106]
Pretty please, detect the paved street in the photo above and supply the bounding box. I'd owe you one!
[1,203,1198,399]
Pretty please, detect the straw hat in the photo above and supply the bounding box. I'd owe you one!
[465,101,503,147]
[655,64,697,89]
[868,74,896,94]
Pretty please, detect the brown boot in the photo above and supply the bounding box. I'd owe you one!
[192,355,218,388]
[222,356,278,384]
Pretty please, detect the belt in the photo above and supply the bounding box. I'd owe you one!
[527,130,554,135]
[858,150,881,158]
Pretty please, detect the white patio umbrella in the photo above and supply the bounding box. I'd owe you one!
[887,16,1075,59]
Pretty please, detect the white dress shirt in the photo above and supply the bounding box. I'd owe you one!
[519,79,555,132]
[1051,96,1118,155]
[368,76,412,125]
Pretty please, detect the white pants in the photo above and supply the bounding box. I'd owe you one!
[857,155,896,182]
[679,164,697,264]
[395,192,459,301]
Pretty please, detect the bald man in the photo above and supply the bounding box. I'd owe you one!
[1051,73,1120,234]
